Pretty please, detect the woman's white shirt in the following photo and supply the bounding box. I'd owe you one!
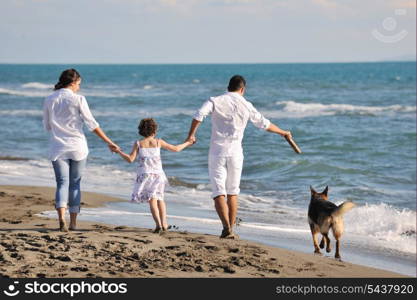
[43,88,99,161]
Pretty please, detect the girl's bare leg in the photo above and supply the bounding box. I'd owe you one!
[149,198,162,231]
[157,200,168,230]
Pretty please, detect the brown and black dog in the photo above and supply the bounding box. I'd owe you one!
[308,186,355,260]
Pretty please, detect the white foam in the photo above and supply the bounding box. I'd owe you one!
[0,86,153,99]
[92,108,194,118]
[0,110,42,116]
[240,222,309,234]
[0,107,194,118]
[344,203,416,254]
[0,88,49,97]
[268,101,416,118]
[22,82,53,89]
[0,159,133,198]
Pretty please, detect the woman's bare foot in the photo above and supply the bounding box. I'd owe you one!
[59,220,68,232]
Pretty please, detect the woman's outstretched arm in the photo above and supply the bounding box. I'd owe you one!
[92,127,120,152]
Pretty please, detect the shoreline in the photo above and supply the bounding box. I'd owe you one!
[0,185,407,278]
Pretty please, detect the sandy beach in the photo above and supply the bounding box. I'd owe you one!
[0,185,407,278]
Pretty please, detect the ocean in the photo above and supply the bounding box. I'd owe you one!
[0,62,416,276]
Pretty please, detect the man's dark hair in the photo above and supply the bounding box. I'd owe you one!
[227,75,246,92]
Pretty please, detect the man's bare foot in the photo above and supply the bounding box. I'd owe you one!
[153,227,162,234]
[220,227,231,238]
[225,232,239,240]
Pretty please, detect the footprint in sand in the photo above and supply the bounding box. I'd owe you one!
[165,245,181,250]
[229,256,247,267]
[228,247,240,253]
[8,220,22,224]
[27,241,45,248]
[220,264,236,274]
[133,239,152,244]
[93,224,112,232]
[10,253,24,260]
[71,266,89,272]
[203,245,220,252]
[51,254,72,262]
[114,226,127,230]
[185,237,206,244]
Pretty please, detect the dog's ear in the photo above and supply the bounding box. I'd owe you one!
[310,186,317,195]
[322,186,329,196]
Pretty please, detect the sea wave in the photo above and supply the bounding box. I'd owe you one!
[0,108,194,118]
[0,88,49,97]
[0,110,42,116]
[236,194,417,255]
[92,108,194,118]
[22,82,53,89]
[268,101,416,118]
[0,87,139,98]
[344,203,416,254]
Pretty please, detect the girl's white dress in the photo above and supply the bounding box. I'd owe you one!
[131,141,168,203]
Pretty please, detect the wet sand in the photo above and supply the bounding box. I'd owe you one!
[0,185,405,278]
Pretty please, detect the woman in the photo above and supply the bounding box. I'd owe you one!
[43,69,119,232]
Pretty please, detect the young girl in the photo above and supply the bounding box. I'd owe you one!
[116,118,193,233]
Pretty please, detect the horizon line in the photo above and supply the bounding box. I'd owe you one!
[0,59,415,65]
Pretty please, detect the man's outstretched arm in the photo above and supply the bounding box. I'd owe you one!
[247,101,291,139]
[266,123,292,139]
[187,99,214,143]
[186,119,201,143]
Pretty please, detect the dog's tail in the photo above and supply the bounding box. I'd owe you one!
[332,201,355,217]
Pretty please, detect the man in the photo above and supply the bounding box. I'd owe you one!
[187,75,292,238]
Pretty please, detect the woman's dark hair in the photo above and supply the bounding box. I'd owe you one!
[138,118,158,137]
[227,75,246,92]
[54,69,81,90]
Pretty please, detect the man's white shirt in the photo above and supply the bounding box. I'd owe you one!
[193,92,270,157]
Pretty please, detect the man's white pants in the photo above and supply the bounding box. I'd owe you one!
[208,155,244,199]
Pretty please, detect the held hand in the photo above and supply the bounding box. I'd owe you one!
[108,143,120,153]
[186,135,196,145]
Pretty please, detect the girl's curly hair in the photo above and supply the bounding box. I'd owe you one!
[138,118,158,137]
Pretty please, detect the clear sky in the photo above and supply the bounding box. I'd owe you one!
[0,0,415,64]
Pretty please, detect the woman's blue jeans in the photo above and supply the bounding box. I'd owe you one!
[52,158,87,213]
